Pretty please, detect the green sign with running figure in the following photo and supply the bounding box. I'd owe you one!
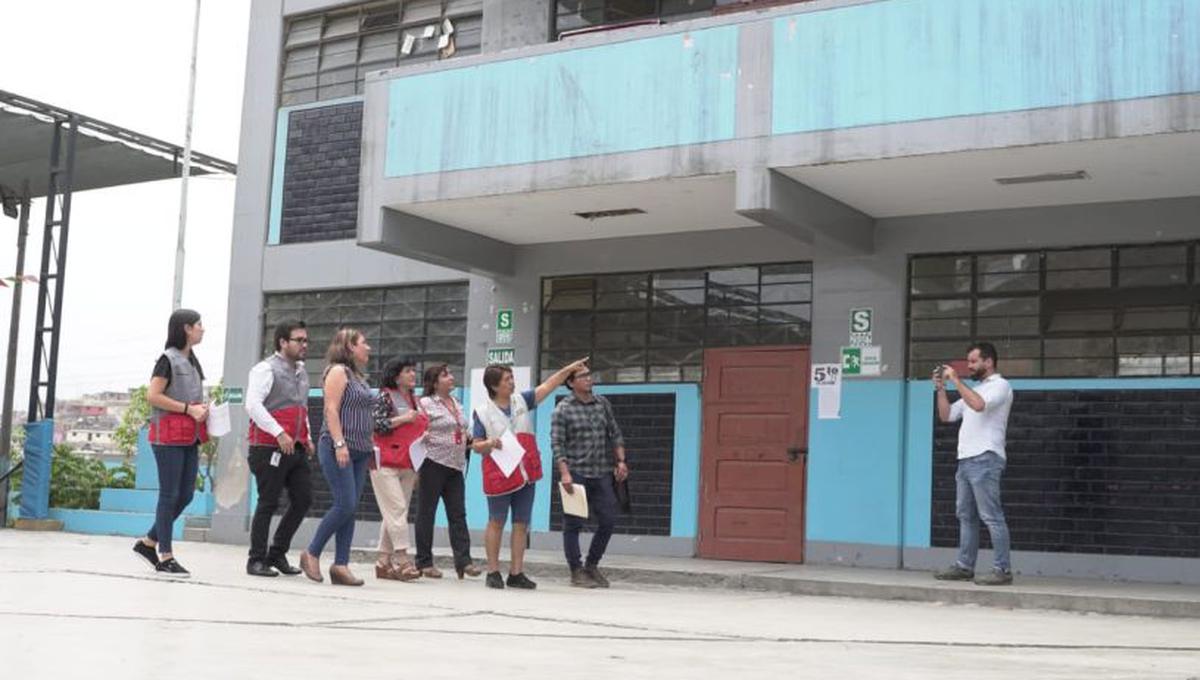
[840,346,862,376]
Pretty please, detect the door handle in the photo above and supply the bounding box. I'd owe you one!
[787,447,806,463]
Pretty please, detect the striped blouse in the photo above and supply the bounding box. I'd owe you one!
[320,365,374,452]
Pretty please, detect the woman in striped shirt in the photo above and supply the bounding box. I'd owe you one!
[300,328,373,586]
[414,364,481,579]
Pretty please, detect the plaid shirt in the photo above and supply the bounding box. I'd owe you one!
[551,394,624,479]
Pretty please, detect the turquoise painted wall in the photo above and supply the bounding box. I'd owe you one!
[805,380,906,546]
[773,0,1200,135]
[384,26,739,177]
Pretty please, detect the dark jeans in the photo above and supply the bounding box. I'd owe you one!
[562,475,618,571]
[306,437,370,566]
[248,445,313,562]
[414,460,472,569]
[147,444,199,555]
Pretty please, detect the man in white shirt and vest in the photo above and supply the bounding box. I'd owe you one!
[244,320,314,577]
[933,342,1015,586]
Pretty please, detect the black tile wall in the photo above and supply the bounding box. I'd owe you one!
[932,389,1200,558]
[279,102,362,244]
[549,393,676,537]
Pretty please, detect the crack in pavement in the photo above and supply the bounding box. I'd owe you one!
[2,609,1199,652]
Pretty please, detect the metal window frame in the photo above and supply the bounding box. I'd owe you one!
[539,261,813,383]
[906,240,1200,379]
[280,0,483,106]
[261,281,470,380]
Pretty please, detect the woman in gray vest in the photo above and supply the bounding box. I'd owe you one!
[132,308,209,578]
[300,328,375,586]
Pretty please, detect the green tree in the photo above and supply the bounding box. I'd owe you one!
[112,386,150,458]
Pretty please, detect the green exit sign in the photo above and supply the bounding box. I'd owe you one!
[487,348,515,366]
[497,309,513,331]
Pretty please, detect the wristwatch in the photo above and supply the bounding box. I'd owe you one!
[334,439,347,449]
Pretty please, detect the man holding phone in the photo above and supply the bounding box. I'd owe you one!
[932,342,1015,586]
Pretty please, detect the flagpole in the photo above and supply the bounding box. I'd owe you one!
[172,0,201,311]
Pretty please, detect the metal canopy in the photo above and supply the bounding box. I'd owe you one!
[0,89,235,198]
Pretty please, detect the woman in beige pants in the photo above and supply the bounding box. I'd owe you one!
[370,356,425,581]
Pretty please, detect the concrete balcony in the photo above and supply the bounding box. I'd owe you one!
[356,0,1200,271]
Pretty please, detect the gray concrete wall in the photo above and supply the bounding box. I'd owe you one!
[482,0,550,53]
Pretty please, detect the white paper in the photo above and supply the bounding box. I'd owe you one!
[817,383,841,419]
[207,402,231,437]
[409,437,428,471]
[422,24,436,38]
[559,483,588,518]
[489,429,525,477]
[811,363,842,420]
[442,18,455,35]
[400,33,416,55]
[861,345,882,376]
[437,33,450,49]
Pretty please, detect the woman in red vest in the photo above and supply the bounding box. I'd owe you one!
[369,356,425,581]
[471,357,588,590]
[132,308,209,578]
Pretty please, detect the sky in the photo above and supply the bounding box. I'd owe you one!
[0,0,250,404]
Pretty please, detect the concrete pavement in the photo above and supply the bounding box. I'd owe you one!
[3,531,1200,679]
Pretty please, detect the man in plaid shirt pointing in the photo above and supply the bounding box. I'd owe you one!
[552,364,627,589]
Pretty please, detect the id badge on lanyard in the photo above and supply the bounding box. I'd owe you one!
[444,397,464,445]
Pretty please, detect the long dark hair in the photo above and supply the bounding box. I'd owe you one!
[165,308,201,350]
[164,308,205,378]
[421,363,449,398]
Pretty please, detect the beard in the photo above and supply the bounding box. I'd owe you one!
[970,367,987,381]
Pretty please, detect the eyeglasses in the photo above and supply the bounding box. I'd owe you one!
[287,337,309,344]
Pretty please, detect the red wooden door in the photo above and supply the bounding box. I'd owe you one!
[698,346,810,562]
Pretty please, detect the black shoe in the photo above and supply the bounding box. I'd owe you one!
[506,572,537,590]
[247,560,279,577]
[974,569,1014,586]
[933,564,975,581]
[156,558,191,578]
[584,565,610,589]
[570,568,599,588]
[267,554,302,576]
[132,541,159,570]
[485,571,505,589]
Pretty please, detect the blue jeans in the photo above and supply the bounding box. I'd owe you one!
[147,444,199,555]
[955,451,1011,573]
[307,437,370,566]
[562,475,618,571]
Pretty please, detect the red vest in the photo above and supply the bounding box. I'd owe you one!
[482,432,542,496]
[248,405,310,446]
[150,413,209,446]
[373,390,426,469]
[476,396,543,496]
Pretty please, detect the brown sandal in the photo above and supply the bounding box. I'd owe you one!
[394,560,421,581]
[420,566,443,579]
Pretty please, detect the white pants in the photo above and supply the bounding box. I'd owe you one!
[369,467,417,556]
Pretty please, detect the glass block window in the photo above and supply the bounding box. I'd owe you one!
[540,263,812,383]
[263,282,469,385]
[908,242,1200,378]
[282,0,483,105]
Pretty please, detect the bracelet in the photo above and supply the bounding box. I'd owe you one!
[180,402,189,415]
